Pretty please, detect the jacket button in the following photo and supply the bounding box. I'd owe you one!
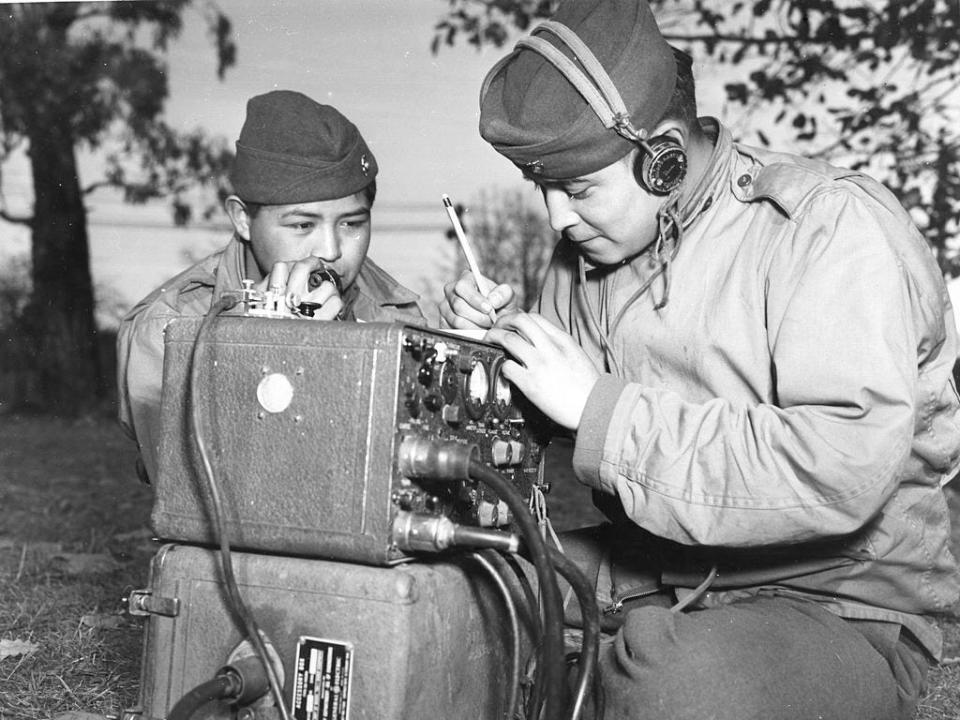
[737,173,752,187]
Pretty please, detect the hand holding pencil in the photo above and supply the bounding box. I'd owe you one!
[439,194,518,330]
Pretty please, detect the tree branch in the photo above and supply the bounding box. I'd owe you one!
[661,31,875,47]
[0,208,33,227]
[70,7,116,23]
[82,179,121,196]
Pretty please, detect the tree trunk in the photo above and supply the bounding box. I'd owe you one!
[24,115,103,415]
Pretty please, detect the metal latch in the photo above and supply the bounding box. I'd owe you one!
[125,588,180,617]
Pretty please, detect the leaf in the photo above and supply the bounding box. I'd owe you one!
[725,82,750,104]
[0,638,39,660]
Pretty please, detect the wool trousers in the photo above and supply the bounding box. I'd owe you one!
[552,526,930,720]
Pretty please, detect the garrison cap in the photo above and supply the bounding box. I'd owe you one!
[479,0,676,179]
[229,90,377,204]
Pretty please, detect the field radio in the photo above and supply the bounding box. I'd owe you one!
[127,309,586,720]
[152,315,552,564]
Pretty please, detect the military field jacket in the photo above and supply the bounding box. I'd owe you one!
[538,120,960,658]
[116,236,425,485]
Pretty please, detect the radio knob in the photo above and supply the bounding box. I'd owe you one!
[491,439,524,466]
[403,336,428,359]
[418,363,434,387]
[478,499,511,527]
[441,403,461,425]
[392,489,417,510]
[403,387,421,418]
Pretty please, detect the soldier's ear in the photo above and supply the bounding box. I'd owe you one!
[224,195,252,242]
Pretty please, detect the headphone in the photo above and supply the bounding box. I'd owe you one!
[636,136,687,195]
[512,21,687,196]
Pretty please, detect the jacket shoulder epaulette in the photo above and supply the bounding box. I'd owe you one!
[733,146,861,219]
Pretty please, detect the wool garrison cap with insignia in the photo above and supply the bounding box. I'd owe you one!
[229,90,378,204]
[479,0,676,179]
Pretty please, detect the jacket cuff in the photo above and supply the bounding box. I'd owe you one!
[572,374,630,490]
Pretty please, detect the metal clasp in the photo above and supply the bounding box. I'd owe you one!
[125,588,180,618]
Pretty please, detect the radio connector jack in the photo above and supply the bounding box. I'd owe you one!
[398,437,479,481]
[391,511,520,554]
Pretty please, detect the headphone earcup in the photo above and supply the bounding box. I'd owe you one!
[634,136,688,195]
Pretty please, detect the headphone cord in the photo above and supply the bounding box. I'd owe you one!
[575,188,683,375]
[651,191,683,310]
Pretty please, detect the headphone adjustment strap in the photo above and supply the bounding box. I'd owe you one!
[612,112,649,146]
[518,21,652,149]
[515,36,618,130]
[535,21,631,120]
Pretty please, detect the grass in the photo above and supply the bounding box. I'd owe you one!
[0,414,152,719]
[0,416,957,718]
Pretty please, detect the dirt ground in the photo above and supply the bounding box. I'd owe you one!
[0,415,957,718]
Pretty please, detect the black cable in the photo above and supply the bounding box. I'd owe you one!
[486,550,543,650]
[670,565,718,613]
[507,549,547,718]
[478,549,544,718]
[472,551,522,720]
[188,298,292,720]
[497,549,545,713]
[167,675,238,720]
[547,546,601,720]
[592,659,605,720]
[467,460,567,720]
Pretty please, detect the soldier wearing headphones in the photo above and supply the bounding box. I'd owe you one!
[440,0,960,718]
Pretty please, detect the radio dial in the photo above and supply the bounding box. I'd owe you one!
[463,356,489,420]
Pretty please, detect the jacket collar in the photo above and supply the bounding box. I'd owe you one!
[353,257,421,308]
[677,117,733,229]
[190,235,420,312]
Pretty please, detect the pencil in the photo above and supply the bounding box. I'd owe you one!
[442,194,498,324]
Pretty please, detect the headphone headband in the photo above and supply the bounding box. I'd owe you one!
[518,20,648,145]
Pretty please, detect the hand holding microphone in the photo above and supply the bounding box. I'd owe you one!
[256,256,345,320]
